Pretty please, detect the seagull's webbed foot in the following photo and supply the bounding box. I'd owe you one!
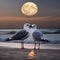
[38,48,40,50]
[21,47,24,49]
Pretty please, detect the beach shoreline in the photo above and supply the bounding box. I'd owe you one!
[0,46,60,60]
[0,42,60,49]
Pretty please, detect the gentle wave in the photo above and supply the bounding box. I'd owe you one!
[0,29,60,44]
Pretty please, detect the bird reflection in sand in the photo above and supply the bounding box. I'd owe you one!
[28,50,35,59]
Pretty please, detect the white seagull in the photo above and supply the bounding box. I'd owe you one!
[30,24,50,50]
[6,23,30,49]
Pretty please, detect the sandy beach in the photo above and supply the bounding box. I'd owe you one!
[0,47,60,60]
[0,42,60,60]
[0,42,60,49]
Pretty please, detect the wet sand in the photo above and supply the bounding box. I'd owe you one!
[0,42,60,49]
[0,42,60,60]
[0,46,60,60]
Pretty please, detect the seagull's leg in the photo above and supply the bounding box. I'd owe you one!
[38,41,40,50]
[34,41,36,50]
[21,40,24,49]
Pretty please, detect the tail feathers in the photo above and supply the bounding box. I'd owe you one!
[5,38,11,41]
[41,39,50,42]
[44,39,50,42]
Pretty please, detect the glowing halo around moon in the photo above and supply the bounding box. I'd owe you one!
[21,2,38,16]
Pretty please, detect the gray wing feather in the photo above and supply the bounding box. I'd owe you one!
[32,31,43,41]
[32,30,50,42]
[11,30,29,40]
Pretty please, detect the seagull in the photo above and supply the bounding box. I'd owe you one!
[6,23,30,49]
[30,24,50,50]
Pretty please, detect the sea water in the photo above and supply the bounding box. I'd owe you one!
[0,29,60,44]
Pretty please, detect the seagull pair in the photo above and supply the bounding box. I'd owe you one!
[6,23,49,49]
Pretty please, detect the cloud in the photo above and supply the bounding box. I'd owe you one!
[0,16,60,29]
[0,16,60,20]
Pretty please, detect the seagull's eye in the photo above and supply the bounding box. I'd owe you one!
[32,25,35,28]
[27,24,30,26]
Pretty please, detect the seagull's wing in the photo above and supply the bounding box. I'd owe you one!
[32,30,50,42]
[11,30,29,40]
[32,30,43,41]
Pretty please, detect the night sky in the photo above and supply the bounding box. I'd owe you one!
[0,0,60,29]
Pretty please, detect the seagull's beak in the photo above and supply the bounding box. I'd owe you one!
[29,25,32,29]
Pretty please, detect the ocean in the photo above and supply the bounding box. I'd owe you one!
[0,29,60,44]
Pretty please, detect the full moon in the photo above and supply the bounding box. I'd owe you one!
[21,2,38,16]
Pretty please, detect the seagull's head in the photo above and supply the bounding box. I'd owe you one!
[23,23,31,31]
[29,24,37,33]
[24,23,30,26]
